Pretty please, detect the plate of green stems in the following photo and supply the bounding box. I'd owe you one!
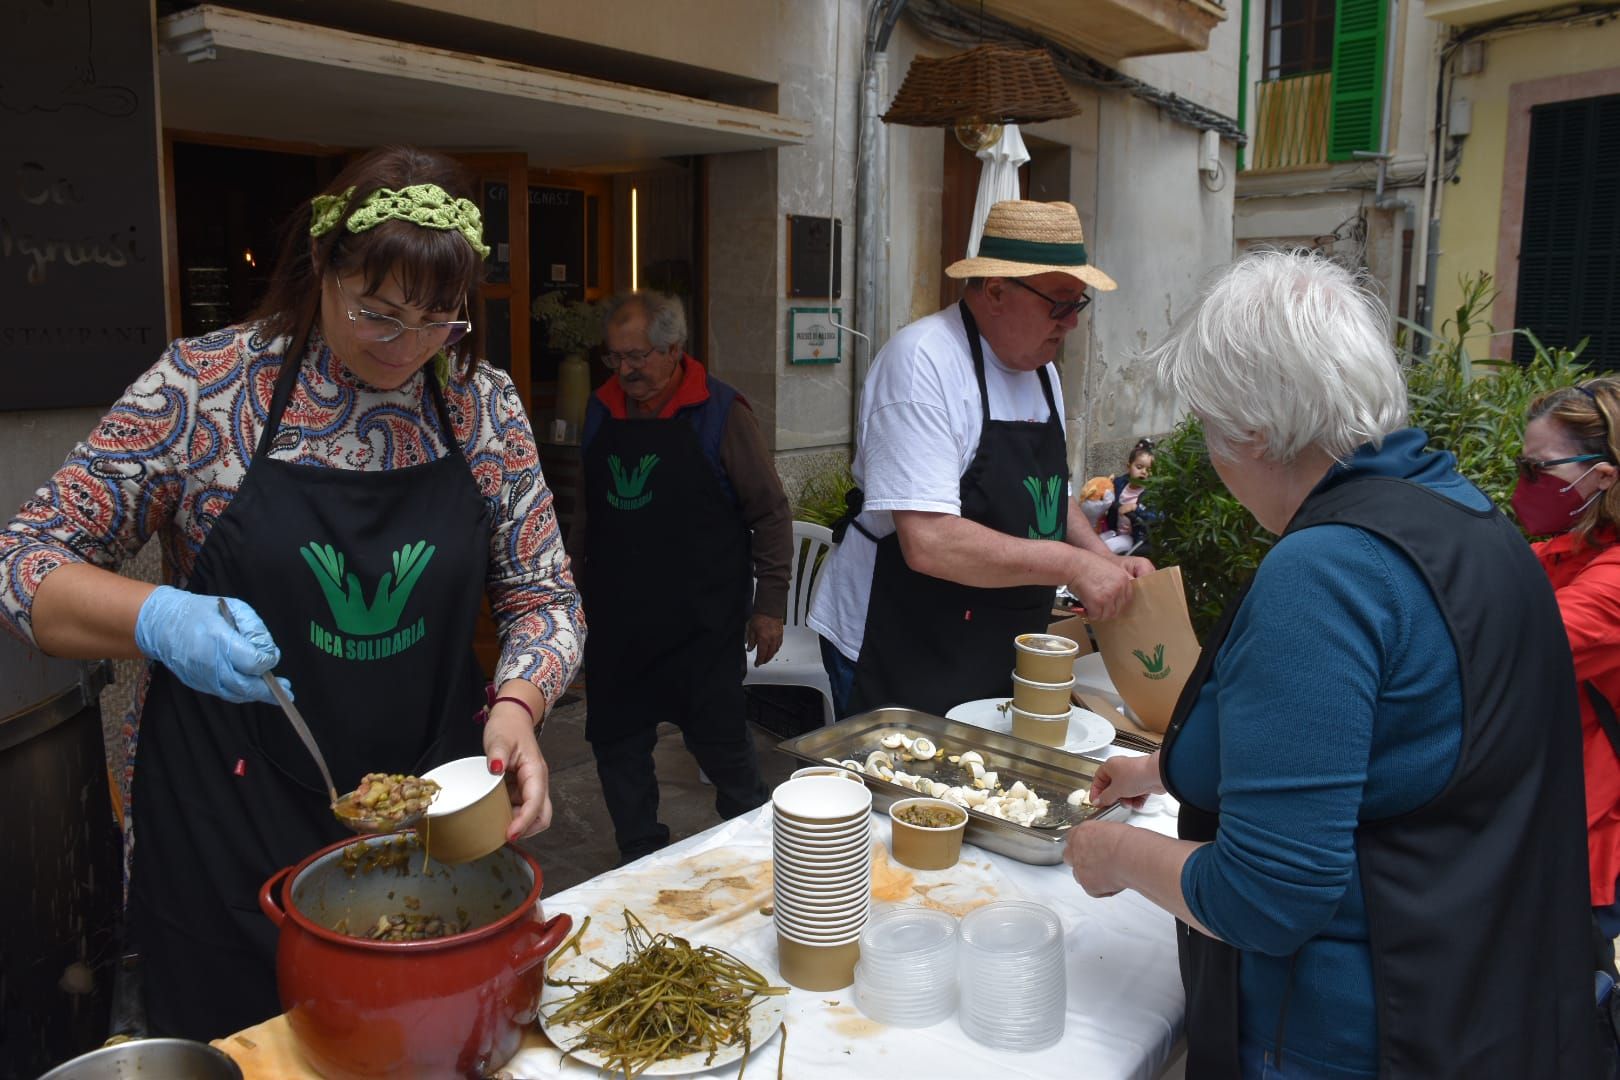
[539,910,790,1078]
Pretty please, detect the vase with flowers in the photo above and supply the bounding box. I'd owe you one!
[531,291,604,442]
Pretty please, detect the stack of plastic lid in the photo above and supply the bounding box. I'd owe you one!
[956,900,1067,1051]
[771,775,873,991]
[852,907,959,1027]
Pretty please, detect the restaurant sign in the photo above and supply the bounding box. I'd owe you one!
[788,307,842,366]
[1,0,166,410]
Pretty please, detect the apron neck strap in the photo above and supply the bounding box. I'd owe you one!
[256,314,316,462]
[423,366,459,454]
[958,298,1058,427]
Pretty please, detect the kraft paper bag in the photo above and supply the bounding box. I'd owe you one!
[1090,566,1201,733]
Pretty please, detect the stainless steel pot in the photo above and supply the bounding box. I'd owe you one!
[37,1037,244,1080]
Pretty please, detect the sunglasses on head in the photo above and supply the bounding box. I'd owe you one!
[1515,453,1605,483]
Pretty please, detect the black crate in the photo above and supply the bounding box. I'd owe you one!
[745,684,827,740]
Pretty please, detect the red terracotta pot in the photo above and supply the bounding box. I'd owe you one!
[259,834,571,1079]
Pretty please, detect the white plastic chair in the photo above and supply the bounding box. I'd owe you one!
[744,521,837,727]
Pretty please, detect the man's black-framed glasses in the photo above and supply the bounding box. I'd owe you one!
[600,345,666,369]
[334,275,472,346]
[1515,453,1606,483]
[1008,278,1092,320]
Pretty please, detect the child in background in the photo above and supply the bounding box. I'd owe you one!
[1102,439,1155,555]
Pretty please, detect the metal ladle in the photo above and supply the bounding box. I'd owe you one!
[214,598,425,834]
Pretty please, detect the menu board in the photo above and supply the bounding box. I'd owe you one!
[1,0,167,410]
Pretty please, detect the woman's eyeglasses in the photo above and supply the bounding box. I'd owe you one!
[1515,453,1606,483]
[600,346,666,369]
[334,276,472,347]
[1007,278,1093,320]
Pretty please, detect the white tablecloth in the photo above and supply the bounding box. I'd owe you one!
[506,791,1184,1079]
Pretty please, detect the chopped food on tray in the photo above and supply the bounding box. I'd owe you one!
[824,733,1058,827]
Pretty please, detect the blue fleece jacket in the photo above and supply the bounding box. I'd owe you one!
[1166,429,1489,1077]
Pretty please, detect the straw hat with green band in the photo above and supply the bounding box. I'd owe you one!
[946,200,1115,291]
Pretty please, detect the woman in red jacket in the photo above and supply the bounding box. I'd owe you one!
[1518,377,1620,968]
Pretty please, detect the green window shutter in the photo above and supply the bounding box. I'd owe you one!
[1327,0,1386,161]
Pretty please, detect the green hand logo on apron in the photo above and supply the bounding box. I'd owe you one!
[606,453,660,510]
[300,541,434,661]
[1023,475,1065,540]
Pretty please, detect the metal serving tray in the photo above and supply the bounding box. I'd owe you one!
[775,707,1129,865]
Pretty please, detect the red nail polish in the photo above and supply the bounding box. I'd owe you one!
[233,758,247,777]
[489,758,505,775]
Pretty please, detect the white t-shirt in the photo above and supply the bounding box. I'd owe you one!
[808,305,1064,662]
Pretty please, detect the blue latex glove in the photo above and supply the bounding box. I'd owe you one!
[134,587,292,705]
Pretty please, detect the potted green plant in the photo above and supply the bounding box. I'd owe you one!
[531,291,605,441]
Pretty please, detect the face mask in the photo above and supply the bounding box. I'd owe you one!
[1511,463,1601,535]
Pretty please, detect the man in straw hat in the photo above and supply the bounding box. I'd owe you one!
[808,200,1153,719]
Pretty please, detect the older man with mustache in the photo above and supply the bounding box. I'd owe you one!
[569,290,792,865]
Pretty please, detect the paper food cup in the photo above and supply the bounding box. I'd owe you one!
[1011,671,1075,715]
[1010,705,1070,748]
[417,756,510,864]
[887,798,968,871]
[776,931,861,991]
[790,765,867,784]
[1015,633,1080,683]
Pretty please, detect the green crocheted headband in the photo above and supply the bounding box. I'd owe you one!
[309,183,490,259]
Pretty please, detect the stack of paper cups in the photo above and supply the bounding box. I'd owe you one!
[771,775,873,991]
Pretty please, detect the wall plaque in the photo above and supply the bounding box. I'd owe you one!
[787,214,841,299]
[789,307,842,365]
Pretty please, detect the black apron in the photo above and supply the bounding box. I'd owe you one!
[127,338,490,1040]
[1160,474,1598,1078]
[579,396,751,743]
[843,300,1067,718]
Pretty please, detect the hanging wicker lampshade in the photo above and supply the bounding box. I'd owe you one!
[881,44,1081,145]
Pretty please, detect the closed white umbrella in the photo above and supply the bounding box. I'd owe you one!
[966,124,1030,258]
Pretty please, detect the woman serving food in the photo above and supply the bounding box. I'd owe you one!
[0,145,584,1039]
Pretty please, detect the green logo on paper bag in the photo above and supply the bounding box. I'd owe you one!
[607,453,660,510]
[301,541,433,661]
[1023,475,1064,540]
[1133,644,1170,680]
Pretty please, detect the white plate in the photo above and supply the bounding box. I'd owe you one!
[944,698,1115,755]
[539,928,786,1076]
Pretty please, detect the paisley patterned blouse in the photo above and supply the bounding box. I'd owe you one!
[0,324,585,814]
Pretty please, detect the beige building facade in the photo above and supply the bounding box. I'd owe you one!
[2,0,1243,715]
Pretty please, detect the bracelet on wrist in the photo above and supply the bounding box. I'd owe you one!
[492,695,537,726]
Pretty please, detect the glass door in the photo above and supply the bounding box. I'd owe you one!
[450,152,533,417]
[448,153,530,679]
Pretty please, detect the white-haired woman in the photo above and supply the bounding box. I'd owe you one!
[1064,251,1597,1078]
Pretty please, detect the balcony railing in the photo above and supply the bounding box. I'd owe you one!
[1247,72,1332,173]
